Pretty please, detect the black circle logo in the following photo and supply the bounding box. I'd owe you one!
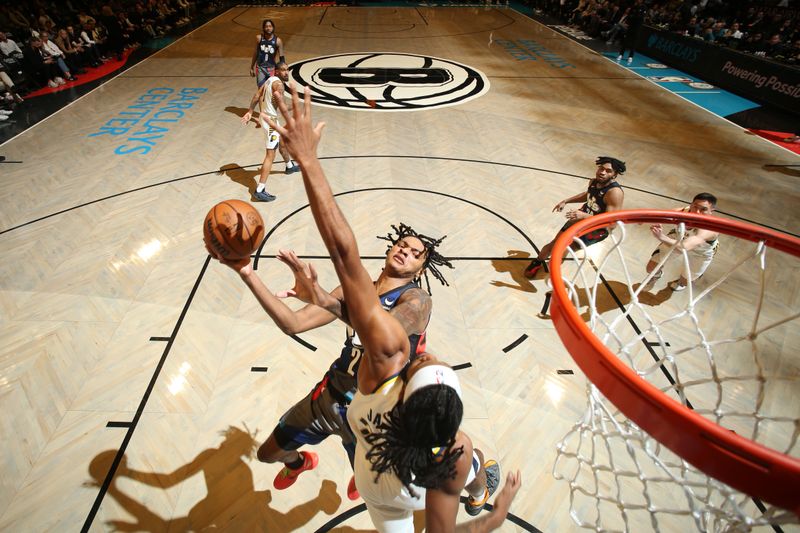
[288,53,490,112]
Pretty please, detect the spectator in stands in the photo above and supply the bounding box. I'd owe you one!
[66,25,101,66]
[40,31,76,81]
[23,36,64,88]
[618,0,645,63]
[100,5,126,61]
[36,8,57,34]
[0,64,24,103]
[0,31,23,58]
[722,22,743,45]
[55,28,91,70]
[80,20,107,60]
[763,34,788,59]
[5,6,32,36]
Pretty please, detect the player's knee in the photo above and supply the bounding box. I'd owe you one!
[257,439,282,463]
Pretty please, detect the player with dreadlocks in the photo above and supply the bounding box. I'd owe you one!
[207,218,453,502]
[377,222,453,293]
[265,85,522,532]
[524,155,626,278]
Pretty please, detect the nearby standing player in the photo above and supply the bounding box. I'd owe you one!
[644,192,720,291]
[242,62,298,202]
[524,156,626,278]
[249,19,284,87]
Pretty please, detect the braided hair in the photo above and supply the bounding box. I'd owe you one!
[377,223,454,293]
[363,384,464,498]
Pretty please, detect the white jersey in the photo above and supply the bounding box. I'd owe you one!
[259,75,281,118]
[687,226,719,259]
[347,375,427,512]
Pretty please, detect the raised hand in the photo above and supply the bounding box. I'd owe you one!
[205,242,252,277]
[275,249,319,302]
[492,470,522,514]
[650,223,664,238]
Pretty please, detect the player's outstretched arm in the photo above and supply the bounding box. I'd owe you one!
[206,245,336,334]
[267,86,407,359]
[242,84,264,124]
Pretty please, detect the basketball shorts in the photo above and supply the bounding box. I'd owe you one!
[272,379,356,464]
[260,117,280,149]
[560,218,610,246]
[256,64,275,87]
[650,243,714,281]
[361,450,481,533]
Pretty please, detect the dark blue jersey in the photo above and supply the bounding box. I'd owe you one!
[256,34,278,69]
[324,282,427,401]
[581,180,622,215]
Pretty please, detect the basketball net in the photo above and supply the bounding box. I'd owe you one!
[549,211,800,532]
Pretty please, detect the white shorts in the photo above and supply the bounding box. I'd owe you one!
[260,117,280,150]
[361,450,480,533]
[651,243,714,281]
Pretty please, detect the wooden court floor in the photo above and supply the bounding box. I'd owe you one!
[0,5,798,532]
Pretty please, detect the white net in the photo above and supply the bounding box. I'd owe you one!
[552,219,800,532]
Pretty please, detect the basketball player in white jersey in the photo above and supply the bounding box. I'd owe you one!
[645,192,720,291]
[266,86,522,532]
[242,61,298,202]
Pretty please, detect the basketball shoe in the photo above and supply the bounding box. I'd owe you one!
[347,475,359,500]
[274,451,319,490]
[465,460,500,515]
[254,190,276,202]
[524,258,545,278]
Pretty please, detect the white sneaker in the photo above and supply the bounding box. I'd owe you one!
[627,57,633,64]
[668,281,686,292]
[55,77,66,85]
[48,80,58,88]
[617,55,623,61]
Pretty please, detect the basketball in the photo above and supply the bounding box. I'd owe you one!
[203,200,265,260]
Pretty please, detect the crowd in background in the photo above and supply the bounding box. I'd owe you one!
[0,0,223,120]
[533,0,800,65]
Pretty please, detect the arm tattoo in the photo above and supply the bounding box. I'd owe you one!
[390,289,432,335]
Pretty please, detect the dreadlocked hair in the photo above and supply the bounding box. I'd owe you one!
[364,384,464,499]
[377,223,454,294]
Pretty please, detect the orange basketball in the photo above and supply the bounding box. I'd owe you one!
[203,200,265,260]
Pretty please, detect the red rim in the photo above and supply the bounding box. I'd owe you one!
[549,209,800,514]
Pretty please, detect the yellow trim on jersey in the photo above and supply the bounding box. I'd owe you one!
[373,374,400,395]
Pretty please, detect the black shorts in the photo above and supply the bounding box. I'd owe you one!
[272,379,356,463]
[559,219,610,245]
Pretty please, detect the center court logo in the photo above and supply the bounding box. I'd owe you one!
[288,53,490,111]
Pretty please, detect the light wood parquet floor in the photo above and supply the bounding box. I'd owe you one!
[0,5,798,532]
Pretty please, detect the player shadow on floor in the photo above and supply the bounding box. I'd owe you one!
[570,280,673,320]
[539,279,673,320]
[490,250,537,293]
[225,106,262,128]
[218,163,260,200]
[85,425,342,532]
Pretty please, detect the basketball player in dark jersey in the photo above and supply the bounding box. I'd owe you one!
[249,19,283,88]
[206,224,452,501]
[524,156,626,278]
